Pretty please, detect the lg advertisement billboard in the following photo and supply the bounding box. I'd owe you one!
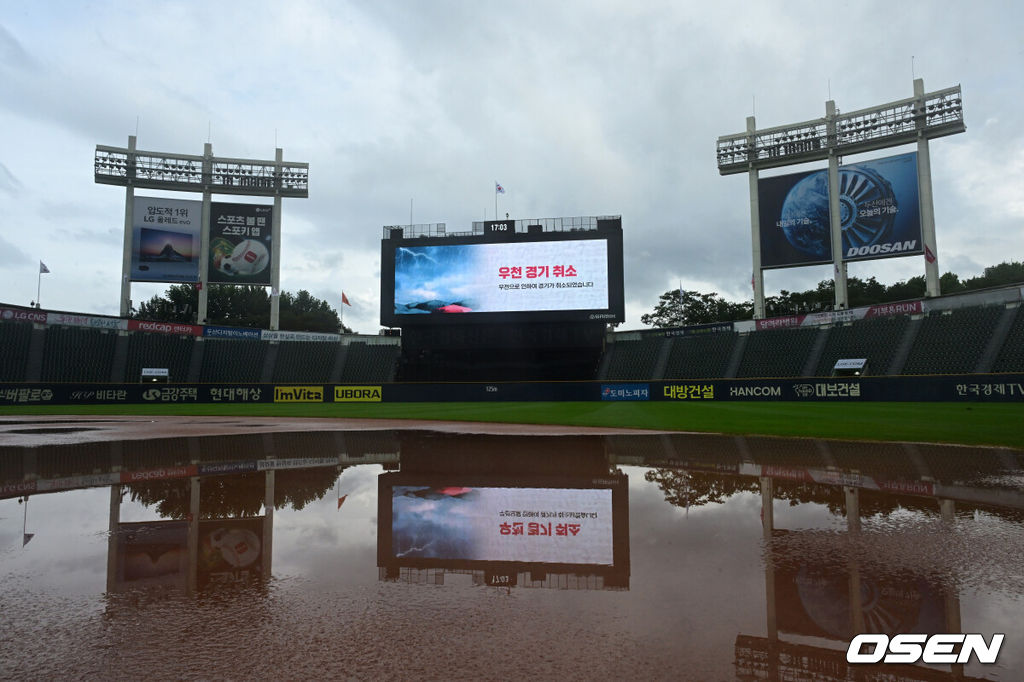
[758,152,922,269]
[130,196,201,282]
[380,229,625,326]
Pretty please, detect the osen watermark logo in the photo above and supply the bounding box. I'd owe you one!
[273,386,324,403]
[847,633,1004,665]
[334,386,383,402]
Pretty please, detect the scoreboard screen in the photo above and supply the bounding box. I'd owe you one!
[380,226,624,327]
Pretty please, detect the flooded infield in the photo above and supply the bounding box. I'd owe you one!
[1,421,1022,680]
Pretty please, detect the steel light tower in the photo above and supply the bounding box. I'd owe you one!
[717,79,964,318]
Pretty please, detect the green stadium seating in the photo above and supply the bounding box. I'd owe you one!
[40,326,118,382]
[992,306,1024,373]
[815,315,909,376]
[604,337,665,380]
[663,332,738,379]
[902,306,1004,375]
[125,333,194,383]
[200,339,267,383]
[272,341,339,383]
[0,320,33,381]
[340,342,399,383]
[735,327,819,378]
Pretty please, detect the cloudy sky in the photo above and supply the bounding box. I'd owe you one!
[1,0,1022,332]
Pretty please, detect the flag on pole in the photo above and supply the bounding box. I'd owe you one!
[39,261,50,274]
[337,494,348,510]
[925,245,936,264]
[341,292,351,306]
[495,182,505,194]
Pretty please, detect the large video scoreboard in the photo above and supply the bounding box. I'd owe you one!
[380,218,625,327]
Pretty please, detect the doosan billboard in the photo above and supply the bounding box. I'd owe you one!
[758,152,922,269]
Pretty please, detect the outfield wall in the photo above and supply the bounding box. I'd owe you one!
[2,374,1023,406]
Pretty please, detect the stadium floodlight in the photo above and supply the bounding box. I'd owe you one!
[716,84,964,176]
[95,146,309,198]
[717,79,964,319]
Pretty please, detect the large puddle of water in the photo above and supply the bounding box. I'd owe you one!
[1,429,1022,680]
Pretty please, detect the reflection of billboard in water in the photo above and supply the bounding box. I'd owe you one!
[393,240,609,316]
[391,486,614,565]
[131,196,201,282]
[114,520,188,590]
[758,152,922,268]
[198,517,265,588]
[774,531,945,640]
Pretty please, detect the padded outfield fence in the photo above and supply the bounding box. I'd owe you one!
[2,374,1023,406]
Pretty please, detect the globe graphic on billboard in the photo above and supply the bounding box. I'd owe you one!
[779,166,898,257]
[779,172,830,259]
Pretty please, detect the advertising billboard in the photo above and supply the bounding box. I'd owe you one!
[758,152,922,268]
[389,485,614,565]
[131,196,201,282]
[208,202,274,285]
[381,230,624,326]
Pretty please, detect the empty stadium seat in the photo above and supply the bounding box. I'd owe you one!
[40,326,118,382]
[902,306,1003,375]
[273,341,339,383]
[0,320,33,381]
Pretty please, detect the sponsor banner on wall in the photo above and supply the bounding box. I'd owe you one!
[256,457,340,471]
[198,461,259,475]
[47,312,127,331]
[393,239,609,316]
[600,384,650,401]
[37,472,121,492]
[260,330,341,343]
[739,462,936,497]
[120,465,198,484]
[2,376,1024,406]
[208,202,274,285]
[273,386,324,402]
[131,196,202,282]
[759,152,922,268]
[663,321,734,337]
[204,325,262,339]
[390,485,615,565]
[334,386,383,402]
[128,320,203,336]
[0,307,48,323]
[754,298,926,331]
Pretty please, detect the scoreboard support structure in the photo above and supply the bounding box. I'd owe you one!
[719,78,964,319]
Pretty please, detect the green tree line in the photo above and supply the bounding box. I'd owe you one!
[641,261,1024,328]
[135,284,352,334]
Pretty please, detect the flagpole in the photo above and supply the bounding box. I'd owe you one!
[37,269,42,309]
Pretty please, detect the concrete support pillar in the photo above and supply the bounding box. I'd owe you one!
[270,148,283,330]
[198,142,213,325]
[119,136,136,317]
[747,116,765,319]
[915,78,941,298]
[826,101,848,310]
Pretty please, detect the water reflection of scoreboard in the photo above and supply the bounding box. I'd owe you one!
[377,472,629,587]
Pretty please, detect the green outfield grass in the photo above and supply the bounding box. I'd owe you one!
[1,402,1021,449]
